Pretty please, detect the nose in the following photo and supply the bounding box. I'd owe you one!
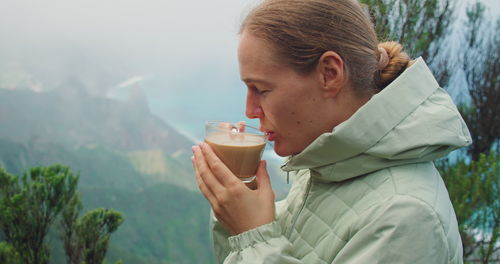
[245,91,264,119]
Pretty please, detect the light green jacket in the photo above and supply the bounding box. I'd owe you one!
[211,58,471,263]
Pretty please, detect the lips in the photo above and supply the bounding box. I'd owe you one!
[259,126,276,141]
[266,132,276,141]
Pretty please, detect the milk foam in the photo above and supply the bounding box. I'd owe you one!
[206,132,265,146]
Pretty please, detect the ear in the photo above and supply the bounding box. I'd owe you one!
[316,51,345,97]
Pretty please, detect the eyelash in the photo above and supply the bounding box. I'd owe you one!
[251,86,268,95]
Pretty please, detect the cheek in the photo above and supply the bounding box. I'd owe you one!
[265,86,319,131]
[277,104,298,125]
[292,114,302,126]
[291,99,319,128]
[279,109,308,140]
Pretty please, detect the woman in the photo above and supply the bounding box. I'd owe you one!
[192,0,471,263]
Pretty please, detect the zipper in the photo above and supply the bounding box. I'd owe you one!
[286,174,313,238]
[280,160,291,184]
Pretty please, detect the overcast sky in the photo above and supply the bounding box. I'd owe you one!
[1,0,498,89]
[0,0,498,141]
[1,0,497,85]
[0,0,256,84]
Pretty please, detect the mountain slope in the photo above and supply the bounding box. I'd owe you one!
[0,88,195,189]
[0,135,215,264]
[0,88,215,263]
[0,88,193,153]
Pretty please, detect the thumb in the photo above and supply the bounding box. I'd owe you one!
[255,160,272,190]
[237,121,246,132]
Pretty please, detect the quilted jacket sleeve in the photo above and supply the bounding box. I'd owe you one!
[331,194,462,264]
[211,198,305,264]
[211,219,303,264]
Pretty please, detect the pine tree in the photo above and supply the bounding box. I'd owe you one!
[0,165,78,264]
[360,0,456,85]
[459,2,500,161]
[0,241,21,264]
[61,196,124,264]
[77,209,124,264]
[438,152,499,263]
[441,2,500,262]
[0,165,124,264]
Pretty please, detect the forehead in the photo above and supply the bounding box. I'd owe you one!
[238,31,283,80]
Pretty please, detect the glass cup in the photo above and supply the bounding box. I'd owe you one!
[204,121,266,184]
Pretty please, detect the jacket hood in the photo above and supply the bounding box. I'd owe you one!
[281,57,472,182]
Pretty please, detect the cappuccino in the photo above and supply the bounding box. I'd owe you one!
[205,132,265,182]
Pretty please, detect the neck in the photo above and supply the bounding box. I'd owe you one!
[331,87,370,129]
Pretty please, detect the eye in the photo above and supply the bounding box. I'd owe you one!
[250,85,269,95]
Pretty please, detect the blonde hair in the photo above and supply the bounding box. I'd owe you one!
[240,0,412,95]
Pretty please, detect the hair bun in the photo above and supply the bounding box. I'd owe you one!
[375,41,411,89]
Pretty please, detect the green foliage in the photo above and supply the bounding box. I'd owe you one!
[77,209,124,264]
[437,151,500,263]
[360,0,456,86]
[459,2,500,160]
[89,183,215,264]
[55,172,124,264]
[61,193,84,264]
[0,165,79,264]
[0,140,216,264]
[360,0,455,62]
[452,2,500,262]
[0,241,21,264]
[0,165,125,264]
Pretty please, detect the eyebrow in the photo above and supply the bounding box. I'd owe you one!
[242,77,272,86]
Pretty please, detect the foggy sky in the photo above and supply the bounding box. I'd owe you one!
[0,0,258,96]
[0,0,498,94]
[0,0,499,142]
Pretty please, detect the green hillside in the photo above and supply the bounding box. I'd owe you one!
[0,87,289,263]
[0,88,215,263]
[0,139,215,264]
[0,88,193,156]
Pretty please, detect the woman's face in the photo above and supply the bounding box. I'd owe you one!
[238,31,337,157]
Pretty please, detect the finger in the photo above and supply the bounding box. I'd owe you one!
[192,155,215,199]
[192,156,225,215]
[255,160,272,190]
[200,143,241,186]
[237,121,246,132]
[193,145,225,194]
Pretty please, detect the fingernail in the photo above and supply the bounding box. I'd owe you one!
[200,142,207,149]
[191,146,196,152]
[191,155,195,162]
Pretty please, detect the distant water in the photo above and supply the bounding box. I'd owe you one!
[148,91,259,143]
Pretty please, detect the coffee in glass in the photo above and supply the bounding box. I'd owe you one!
[204,121,266,183]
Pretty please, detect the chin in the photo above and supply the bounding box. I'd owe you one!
[273,143,295,157]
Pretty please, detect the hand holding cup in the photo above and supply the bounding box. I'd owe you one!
[191,121,275,235]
